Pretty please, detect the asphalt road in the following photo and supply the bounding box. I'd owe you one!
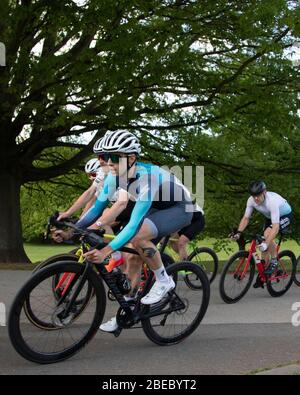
[1,270,300,375]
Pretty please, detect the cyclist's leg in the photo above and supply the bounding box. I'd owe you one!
[263,226,277,259]
[123,245,143,292]
[177,212,205,260]
[131,203,193,304]
[167,233,179,254]
[176,235,190,260]
[262,220,272,263]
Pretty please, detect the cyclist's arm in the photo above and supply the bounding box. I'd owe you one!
[109,198,152,251]
[76,174,117,229]
[60,184,97,219]
[237,216,249,233]
[237,199,253,232]
[97,189,129,226]
[81,194,97,217]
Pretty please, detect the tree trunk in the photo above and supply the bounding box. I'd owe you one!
[0,173,30,263]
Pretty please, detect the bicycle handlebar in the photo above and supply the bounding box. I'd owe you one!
[48,212,106,249]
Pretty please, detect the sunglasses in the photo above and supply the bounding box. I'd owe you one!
[98,153,127,164]
[88,172,97,179]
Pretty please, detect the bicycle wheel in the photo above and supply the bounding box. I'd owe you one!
[294,256,300,286]
[142,261,210,346]
[9,261,106,364]
[219,251,256,304]
[186,247,219,287]
[32,253,78,274]
[267,250,296,297]
[25,259,94,330]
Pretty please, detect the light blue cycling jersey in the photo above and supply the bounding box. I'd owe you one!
[77,162,192,251]
[245,192,292,224]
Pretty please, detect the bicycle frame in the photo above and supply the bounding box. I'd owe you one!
[47,213,187,334]
[234,233,288,284]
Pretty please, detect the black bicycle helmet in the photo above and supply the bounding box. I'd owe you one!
[248,180,267,196]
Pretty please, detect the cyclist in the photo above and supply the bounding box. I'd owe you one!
[53,137,131,269]
[169,204,205,260]
[75,130,194,332]
[231,180,292,276]
[57,138,109,222]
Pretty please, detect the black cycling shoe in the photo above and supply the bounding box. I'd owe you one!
[264,260,278,276]
[253,275,264,289]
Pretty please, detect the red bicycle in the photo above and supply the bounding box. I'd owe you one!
[219,232,296,304]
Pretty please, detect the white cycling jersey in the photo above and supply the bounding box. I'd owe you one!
[244,191,292,224]
[93,168,108,196]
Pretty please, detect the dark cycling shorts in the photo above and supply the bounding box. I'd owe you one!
[145,200,193,245]
[178,211,205,241]
[263,213,292,233]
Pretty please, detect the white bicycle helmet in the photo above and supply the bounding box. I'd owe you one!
[85,158,101,174]
[93,137,104,154]
[101,130,141,155]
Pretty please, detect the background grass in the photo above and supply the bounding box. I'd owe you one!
[23,238,300,264]
[24,243,75,263]
[0,239,298,270]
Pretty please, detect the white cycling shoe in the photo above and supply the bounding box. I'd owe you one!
[99,317,118,333]
[141,278,175,305]
[100,282,175,331]
[99,295,136,333]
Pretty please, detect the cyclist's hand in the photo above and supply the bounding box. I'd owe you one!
[83,245,113,263]
[229,231,242,241]
[51,229,73,243]
[259,242,268,252]
[57,211,70,221]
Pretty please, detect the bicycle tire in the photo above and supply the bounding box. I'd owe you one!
[142,261,210,346]
[32,253,78,274]
[267,250,296,297]
[27,256,94,329]
[9,261,106,364]
[294,256,300,286]
[219,251,256,304]
[187,247,219,287]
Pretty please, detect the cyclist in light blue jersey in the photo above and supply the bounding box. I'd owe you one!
[232,180,292,276]
[77,130,193,332]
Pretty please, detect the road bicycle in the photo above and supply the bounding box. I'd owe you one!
[8,214,210,364]
[219,231,296,304]
[33,216,179,303]
[159,235,219,287]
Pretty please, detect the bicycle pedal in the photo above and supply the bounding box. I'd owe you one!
[113,327,122,338]
[253,278,264,289]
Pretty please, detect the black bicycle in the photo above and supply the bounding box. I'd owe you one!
[9,214,210,364]
[159,236,219,288]
[33,215,178,304]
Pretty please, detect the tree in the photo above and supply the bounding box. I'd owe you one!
[0,0,299,262]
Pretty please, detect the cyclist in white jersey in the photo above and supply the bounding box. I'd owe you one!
[231,181,292,275]
[57,138,109,222]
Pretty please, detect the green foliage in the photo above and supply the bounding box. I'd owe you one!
[1,1,300,256]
